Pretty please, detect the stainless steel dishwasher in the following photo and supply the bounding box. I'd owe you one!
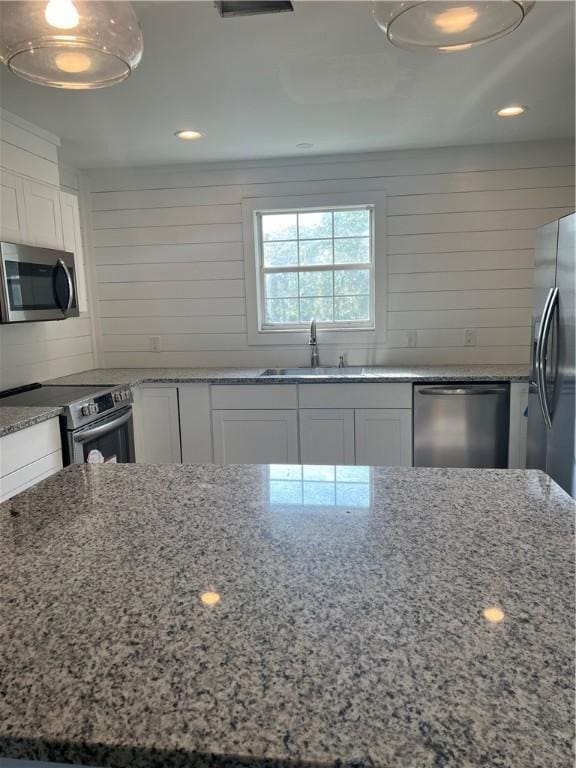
[413,383,510,468]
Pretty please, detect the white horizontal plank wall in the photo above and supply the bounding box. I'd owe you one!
[0,111,96,389]
[86,140,574,368]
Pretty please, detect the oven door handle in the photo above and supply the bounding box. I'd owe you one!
[73,409,132,443]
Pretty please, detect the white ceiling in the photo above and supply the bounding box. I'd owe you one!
[0,0,574,169]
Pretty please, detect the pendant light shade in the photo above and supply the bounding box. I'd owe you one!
[0,1,143,89]
[372,1,535,52]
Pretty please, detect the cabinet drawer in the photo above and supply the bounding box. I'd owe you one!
[299,383,411,410]
[0,450,63,502]
[0,418,61,478]
[211,384,297,410]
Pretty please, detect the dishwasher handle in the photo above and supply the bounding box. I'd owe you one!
[417,385,509,396]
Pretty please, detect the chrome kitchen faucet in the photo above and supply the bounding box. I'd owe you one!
[309,319,320,368]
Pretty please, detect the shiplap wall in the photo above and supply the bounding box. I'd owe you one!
[86,140,574,368]
[0,111,96,389]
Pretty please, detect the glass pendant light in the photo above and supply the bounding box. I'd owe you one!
[0,0,143,89]
[372,1,535,52]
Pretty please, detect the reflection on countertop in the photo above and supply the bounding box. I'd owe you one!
[0,463,573,767]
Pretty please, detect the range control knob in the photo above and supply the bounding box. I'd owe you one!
[112,391,120,403]
[89,403,98,415]
[81,404,91,417]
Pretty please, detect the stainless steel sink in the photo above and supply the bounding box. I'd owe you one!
[260,366,366,377]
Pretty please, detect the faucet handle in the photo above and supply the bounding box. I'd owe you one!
[338,354,346,368]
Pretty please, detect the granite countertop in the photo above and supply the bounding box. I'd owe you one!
[1,463,573,767]
[0,405,63,438]
[46,364,529,387]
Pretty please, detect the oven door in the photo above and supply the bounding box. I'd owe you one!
[0,242,79,323]
[70,408,135,465]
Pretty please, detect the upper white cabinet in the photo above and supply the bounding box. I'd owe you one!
[212,409,298,465]
[22,179,64,249]
[134,386,181,464]
[299,408,355,466]
[355,409,413,467]
[60,190,88,311]
[0,170,27,242]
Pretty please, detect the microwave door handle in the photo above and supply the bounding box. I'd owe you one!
[536,287,558,430]
[54,258,74,313]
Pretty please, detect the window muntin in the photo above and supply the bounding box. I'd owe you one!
[256,206,374,330]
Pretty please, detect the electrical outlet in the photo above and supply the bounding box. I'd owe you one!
[407,331,417,348]
[464,329,476,347]
[149,335,162,353]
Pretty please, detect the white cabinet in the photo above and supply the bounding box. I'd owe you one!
[179,384,213,463]
[212,409,298,465]
[134,387,181,464]
[0,418,63,502]
[354,409,413,467]
[22,179,64,248]
[60,190,88,312]
[0,170,27,242]
[299,408,355,465]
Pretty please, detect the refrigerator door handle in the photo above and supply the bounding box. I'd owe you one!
[536,286,559,429]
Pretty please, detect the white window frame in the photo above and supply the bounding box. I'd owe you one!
[242,191,387,347]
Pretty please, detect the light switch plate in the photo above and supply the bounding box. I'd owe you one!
[407,331,417,347]
[464,329,476,347]
[149,336,161,352]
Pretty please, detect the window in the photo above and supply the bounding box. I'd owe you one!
[255,205,374,330]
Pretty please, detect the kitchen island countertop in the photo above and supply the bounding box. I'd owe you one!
[0,462,573,768]
[45,363,529,388]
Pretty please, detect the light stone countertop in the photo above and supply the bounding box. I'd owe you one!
[0,405,63,438]
[45,364,530,388]
[0,462,573,768]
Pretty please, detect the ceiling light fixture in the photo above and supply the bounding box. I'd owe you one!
[496,104,527,117]
[175,130,204,141]
[0,0,143,89]
[372,1,535,52]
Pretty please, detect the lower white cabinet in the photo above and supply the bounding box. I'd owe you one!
[354,409,413,467]
[134,386,181,464]
[299,409,355,465]
[212,409,298,465]
[0,418,63,502]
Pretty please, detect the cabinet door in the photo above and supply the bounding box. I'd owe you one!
[299,409,355,466]
[60,190,88,311]
[22,179,63,248]
[355,409,413,467]
[212,410,298,465]
[0,170,28,242]
[134,387,181,463]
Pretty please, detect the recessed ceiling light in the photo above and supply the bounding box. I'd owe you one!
[175,129,204,141]
[496,105,527,118]
[296,142,314,150]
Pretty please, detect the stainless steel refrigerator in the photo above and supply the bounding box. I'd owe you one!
[527,212,575,497]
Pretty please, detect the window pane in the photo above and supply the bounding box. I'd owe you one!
[265,298,299,324]
[263,241,298,268]
[334,269,370,296]
[265,272,298,299]
[299,297,333,323]
[298,211,332,240]
[334,295,370,322]
[299,270,333,297]
[262,213,297,242]
[334,210,370,237]
[334,237,370,264]
[299,239,333,266]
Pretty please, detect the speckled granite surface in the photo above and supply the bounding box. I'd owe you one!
[46,364,529,387]
[0,406,62,437]
[1,463,573,768]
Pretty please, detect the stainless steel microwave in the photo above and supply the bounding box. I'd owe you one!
[0,242,80,323]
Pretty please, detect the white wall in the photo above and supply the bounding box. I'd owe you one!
[86,139,574,368]
[0,111,96,389]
